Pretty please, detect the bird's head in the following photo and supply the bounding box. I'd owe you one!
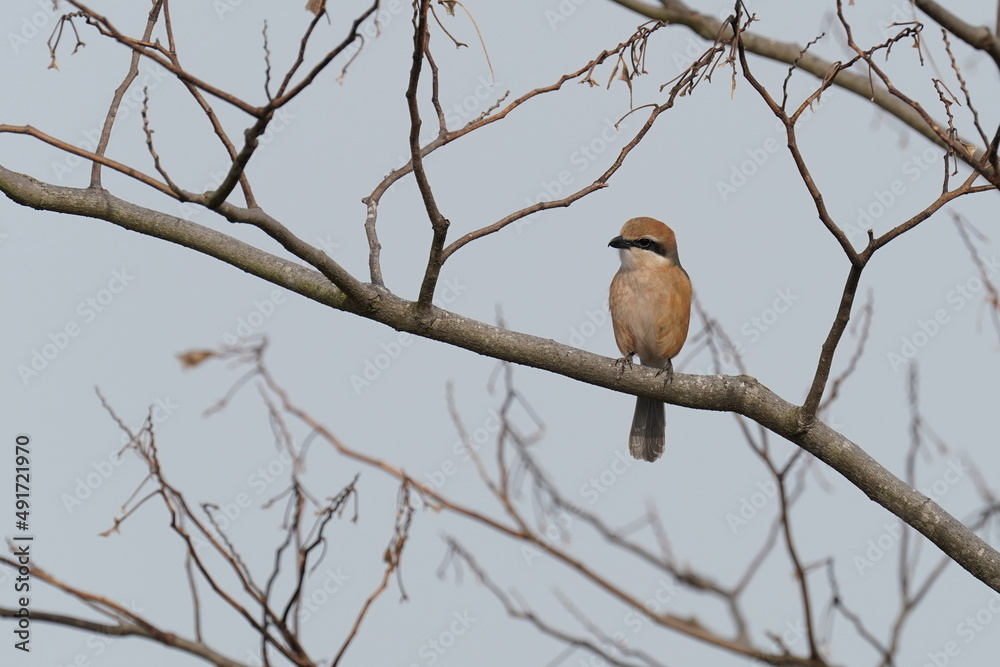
[608,217,681,270]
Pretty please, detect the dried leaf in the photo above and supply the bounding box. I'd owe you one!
[606,61,620,90]
[177,349,216,369]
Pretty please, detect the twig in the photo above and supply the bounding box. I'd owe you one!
[88,0,164,188]
[406,0,451,311]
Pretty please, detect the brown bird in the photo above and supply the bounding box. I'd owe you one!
[608,217,692,462]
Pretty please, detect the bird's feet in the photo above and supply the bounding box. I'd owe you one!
[614,355,635,374]
[654,357,675,384]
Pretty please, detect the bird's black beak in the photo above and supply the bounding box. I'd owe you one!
[608,236,630,249]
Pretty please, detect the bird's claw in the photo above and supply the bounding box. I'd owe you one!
[654,358,675,384]
[615,355,635,374]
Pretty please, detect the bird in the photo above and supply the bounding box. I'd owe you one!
[608,217,692,462]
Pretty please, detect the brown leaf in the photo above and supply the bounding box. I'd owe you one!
[177,349,216,369]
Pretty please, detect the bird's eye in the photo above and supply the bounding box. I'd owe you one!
[637,238,652,248]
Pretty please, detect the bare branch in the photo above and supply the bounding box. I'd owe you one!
[406,0,450,311]
[89,0,164,188]
[443,25,722,258]
[362,21,666,283]
[0,559,251,667]
[834,1,1000,187]
[63,0,262,116]
[331,481,413,665]
[4,160,1000,596]
[819,290,874,414]
[607,0,995,177]
[913,0,1000,66]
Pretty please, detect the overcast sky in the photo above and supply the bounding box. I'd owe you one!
[3,1,1000,666]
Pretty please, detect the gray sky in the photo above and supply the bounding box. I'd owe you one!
[3,1,1000,666]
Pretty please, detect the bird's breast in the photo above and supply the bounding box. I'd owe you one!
[610,265,692,365]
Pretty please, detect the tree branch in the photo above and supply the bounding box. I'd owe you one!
[406,0,450,311]
[63,0,262,117]
[606,0,993,172]
[0,580,251,667]
[90,0,164,188]
[3,164,999,595]
[913,0,1000,66]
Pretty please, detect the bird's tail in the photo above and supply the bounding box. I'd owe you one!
[629,396,665,462]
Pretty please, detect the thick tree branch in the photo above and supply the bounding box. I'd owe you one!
[3,166,999,595]
[729,14,995,423]
[914,0,1000,66]
[0,165,351,306]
